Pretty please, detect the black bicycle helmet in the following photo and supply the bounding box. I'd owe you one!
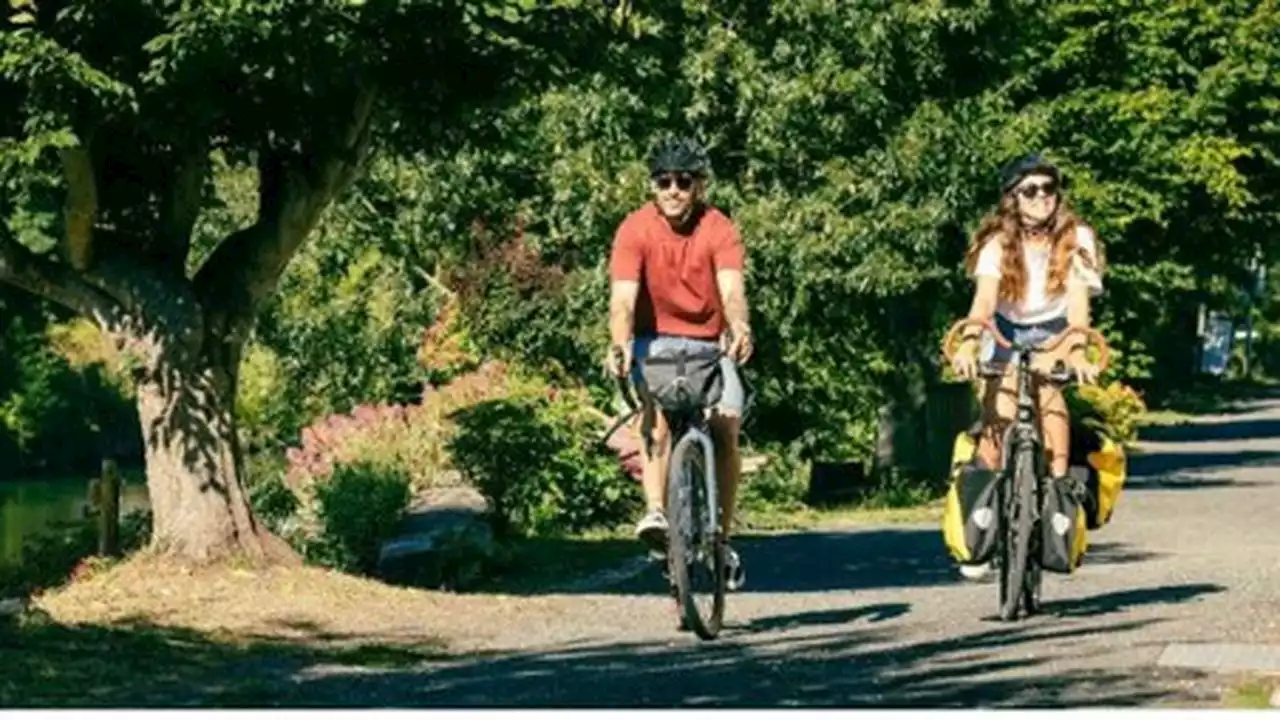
[648,135,711,177]
[999,152,1067,194]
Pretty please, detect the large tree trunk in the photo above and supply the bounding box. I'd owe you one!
[132,336,297,564]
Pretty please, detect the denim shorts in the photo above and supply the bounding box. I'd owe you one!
[980,315,1068,366]
[630,335,745,415]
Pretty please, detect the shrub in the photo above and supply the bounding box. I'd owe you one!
[0,509,152,597]
[244,452,299,538]
[448,388,639,538]
[1068,380,1149,447]
[739,444,809,514]
[283,362,518,513]
[302,460,412,575]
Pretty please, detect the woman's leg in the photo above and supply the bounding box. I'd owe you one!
[976,368,1018,470]
[1035,367,1072,478]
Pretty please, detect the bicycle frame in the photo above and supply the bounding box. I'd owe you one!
[999,341,1049,497]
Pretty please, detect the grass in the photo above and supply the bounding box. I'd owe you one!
[473,484,947,594]
[1,551,609,706]
[1222,675,1279,709]
[475,529,641,595]
[1142,376,1280,418]
[742,498,943,532]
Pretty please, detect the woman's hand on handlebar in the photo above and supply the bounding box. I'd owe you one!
[1066,349,1100,385]
[952,338,981,380]
[943,317,995,381]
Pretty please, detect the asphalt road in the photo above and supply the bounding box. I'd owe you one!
[295,396,1280,708]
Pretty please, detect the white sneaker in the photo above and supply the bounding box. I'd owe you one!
[636,509,669,553]
[959,561,993,581]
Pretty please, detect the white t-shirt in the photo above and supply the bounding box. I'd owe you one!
[972,224,1104,325]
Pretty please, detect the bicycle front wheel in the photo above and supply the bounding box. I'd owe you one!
[666,431,726,640]
[999,444,1038,622]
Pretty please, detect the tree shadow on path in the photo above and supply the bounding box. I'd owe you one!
[1139,418,1280,445]
[290,610,1216,707]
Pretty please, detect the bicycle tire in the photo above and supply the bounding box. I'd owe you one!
[999,444,1038,622]
[666,431,725,640]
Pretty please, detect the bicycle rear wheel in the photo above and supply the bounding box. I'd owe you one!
[666,431,725,640]
[998,445,1038,622]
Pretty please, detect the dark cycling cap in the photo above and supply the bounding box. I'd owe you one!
[649,136,711,177]
[1000,152,1068,194]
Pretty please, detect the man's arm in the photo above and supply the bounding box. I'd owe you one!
[610,280,640,350]
[606,218,642,372]
[716,269,749,338]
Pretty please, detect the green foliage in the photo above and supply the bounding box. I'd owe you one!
[243,452,298,537]
[0,290,138,477]
[740,445,809,514]
[303,461,411,576]
[4,0,1280,518]
[448,390,638,538]
[1068,381,1150,448]
[0,509,151,597]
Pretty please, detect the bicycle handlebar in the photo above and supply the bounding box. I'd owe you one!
[604,343,756,439]
[941,317,1111,374]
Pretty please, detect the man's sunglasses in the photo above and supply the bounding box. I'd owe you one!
[652,173,697,191]
[1016,181,1058,199]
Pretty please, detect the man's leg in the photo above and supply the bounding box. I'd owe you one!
[709,357,746,589]
[632,336,672,551]
[636,405,672,550]
[708,413,741,536]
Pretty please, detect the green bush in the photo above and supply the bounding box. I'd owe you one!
[0,509,152,597]
[244,452,299,537]
[448,392,638,538]
[740,444,809,514]
[303,461,411,575]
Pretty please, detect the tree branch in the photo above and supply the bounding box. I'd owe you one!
[0,234,119,324]
[193,85,379,343]
[158,139,210,272]
[60,142,98,271]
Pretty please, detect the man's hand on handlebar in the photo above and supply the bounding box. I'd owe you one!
[606,343,632,378]
[724,322,753,364]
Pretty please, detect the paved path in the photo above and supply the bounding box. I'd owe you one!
[298,397,1280,707]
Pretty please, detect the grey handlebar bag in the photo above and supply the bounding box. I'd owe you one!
[638,350,724,415]
[635,350,724,456]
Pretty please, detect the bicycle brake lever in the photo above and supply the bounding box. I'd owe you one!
[1046,360,1074,385]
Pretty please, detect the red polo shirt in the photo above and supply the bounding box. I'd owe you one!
[608,203,745,340]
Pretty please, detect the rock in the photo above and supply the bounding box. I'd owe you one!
[376,484,497,590]
[0,597,25,617]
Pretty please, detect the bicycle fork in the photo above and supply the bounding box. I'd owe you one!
[672,426,719,546]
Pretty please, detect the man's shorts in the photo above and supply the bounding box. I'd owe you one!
[630,334,745,416]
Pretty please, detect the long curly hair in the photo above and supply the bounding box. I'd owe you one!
[963,192,1103,303]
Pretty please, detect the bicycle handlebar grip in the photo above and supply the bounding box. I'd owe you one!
[942,317,1010,364]
[610,345,639,411]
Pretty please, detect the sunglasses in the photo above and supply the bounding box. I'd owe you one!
[1016,181,1058,199]
[652,173,696,192]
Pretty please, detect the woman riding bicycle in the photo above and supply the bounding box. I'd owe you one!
[950,153,1104,578]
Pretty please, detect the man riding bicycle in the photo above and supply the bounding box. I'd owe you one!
[606,135,753,591]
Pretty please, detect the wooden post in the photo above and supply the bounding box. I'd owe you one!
[98,458,121,557]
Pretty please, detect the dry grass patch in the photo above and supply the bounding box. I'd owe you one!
[36,553,568,650]
[1,552,586,707]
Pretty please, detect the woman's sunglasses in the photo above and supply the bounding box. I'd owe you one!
[652,173,696,192]
[1016,181,1058,199]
